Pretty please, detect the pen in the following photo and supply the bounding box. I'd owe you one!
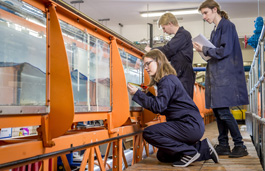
[128,82,148,90]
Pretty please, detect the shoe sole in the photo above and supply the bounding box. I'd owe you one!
[217,152,231,155]
[229,152,248,158]
[172,153,200,167]
[206,138,219,163]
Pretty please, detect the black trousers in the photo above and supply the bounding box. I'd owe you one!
[143,115,211,162]
[213,107,244,146]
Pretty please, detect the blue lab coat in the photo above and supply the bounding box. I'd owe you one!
[202,18,249,109]
[155,27,195,98]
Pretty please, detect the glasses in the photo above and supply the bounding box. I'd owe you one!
[143,60,154,68]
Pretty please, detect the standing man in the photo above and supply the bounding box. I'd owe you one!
[145,12,195,98]
[193,0,249,158]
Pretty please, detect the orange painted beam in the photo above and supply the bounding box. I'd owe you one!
[0,8,46,33]
[48,5,74,139]
[79,148,90,171]
[23,0,46,12]
[60,155,71,171]
[94,146,105,171]
[112,139,123,171]
[73,113,108,123]
[54,0,111,43]
[0,115,41,129]
[116,39,143,57]
[103,143,111,168]
[88,146,95,171]
[0,124,141,166]
[111,37,130,128]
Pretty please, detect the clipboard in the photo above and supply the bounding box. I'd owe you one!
[192,34,216,61]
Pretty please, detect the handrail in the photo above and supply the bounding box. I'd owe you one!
[247,23,265,168]
[248,24,265,115]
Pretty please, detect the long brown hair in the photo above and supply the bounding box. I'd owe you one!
[143,49,177,87]
[199,0,229,19]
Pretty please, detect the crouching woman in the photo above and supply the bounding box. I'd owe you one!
[127,49,218,167]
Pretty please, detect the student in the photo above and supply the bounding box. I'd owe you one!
[193,0,249,158]
[127,49,219,167]
[145,13,195,99]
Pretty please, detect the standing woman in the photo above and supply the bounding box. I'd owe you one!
[127,49,219,167]
[193,0,249,158]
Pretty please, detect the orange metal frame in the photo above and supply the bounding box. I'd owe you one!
[0,0,213,170]
[0,0,155,170]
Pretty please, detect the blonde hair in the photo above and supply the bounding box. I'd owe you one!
[158,12,178,27]
[143,49,177,87]
[199,0,229,19]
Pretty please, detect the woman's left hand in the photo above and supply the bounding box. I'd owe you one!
[193,42,203,52]
[127,83,138,95]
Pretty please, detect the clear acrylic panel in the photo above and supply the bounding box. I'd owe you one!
[0,0,46,110]
[60,20,110,112]
[119,49,143,110]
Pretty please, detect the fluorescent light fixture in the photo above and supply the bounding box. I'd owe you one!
[140,8,199,17]
[70,0,84,4]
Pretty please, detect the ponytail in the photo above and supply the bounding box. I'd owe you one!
[220,10,229,19]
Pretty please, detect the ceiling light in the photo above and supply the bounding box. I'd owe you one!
[70,0,84,4]
[98,18,110,22]
[140,8,199,17]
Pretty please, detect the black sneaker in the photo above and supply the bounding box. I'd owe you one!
[229,145,248,158]
[206,138,219,163]
[215,144,231,155]
[172,152,200,167]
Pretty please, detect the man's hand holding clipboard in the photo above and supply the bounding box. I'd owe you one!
[192,34,216,61]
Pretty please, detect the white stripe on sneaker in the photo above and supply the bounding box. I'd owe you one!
[206,138,219,163]
[173,152,200,167]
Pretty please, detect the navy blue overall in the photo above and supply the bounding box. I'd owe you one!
[132,75,211,162]
[155,27,195,98]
